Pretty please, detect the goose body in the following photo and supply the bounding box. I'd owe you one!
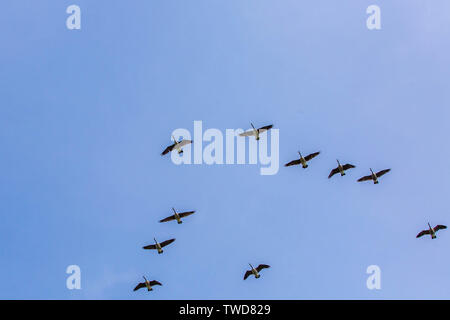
[134,276,162,292]
[328,160,355,178]
[357,168,390,184]
[416,223,447,239]
[161,136,192,156]
[243,263,270,280]
[285,151,320,169]
[239,123,273,141]
[143,238,176,254]
[159,207,195,224]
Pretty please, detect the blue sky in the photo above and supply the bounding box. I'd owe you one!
[1,1,450,299]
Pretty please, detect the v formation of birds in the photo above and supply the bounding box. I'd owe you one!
[134,123,446,293]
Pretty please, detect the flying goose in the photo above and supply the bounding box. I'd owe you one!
[143,238,176,254]
[243,263,270,280]
[159,207,195,224]
[357,168,390,184]
[328,160,356,178]
[285,151,320,169]
[133,276,162,292]
[161,136,192,155]
[239,123,273,141]
[416,223,447,239]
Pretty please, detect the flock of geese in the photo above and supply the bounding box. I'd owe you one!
[133,123,446,293]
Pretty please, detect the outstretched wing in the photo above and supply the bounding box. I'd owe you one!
[258,124,273,132]
[256,264,270,272]
[239,130,257,137]
[416,230,431,238]
[142,244,157,250]
[434,225,447,232]
[243,270,253,280]
[328,167,339,179]
[285,159,301,167]
[159,215,176,223]
[342,164,355,170]
[179,211,195,218]
[133,282,146,291]
[304,152,320,161]
[357,175,373,182]
[177,139,192,148]
[160,238,176,248]
[149,280,162,286]
[376,169,391,177]
[161,144,175,155]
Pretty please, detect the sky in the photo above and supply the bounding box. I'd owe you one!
[1,1,450,299]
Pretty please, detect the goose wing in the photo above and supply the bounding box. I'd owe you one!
[256,264,270,272]
[376,169,391,177]
[342,164,355,170]
[239,130,257,137]
[434,225,447,232]
[177,139,193,148]
[133,282,146,291]
[416,230,431,238]
[161,144,175,155]
[258,124,273,132]
[304,152,320,161]
[243,270,253,280]
[160,238,176,248]
[142,244,157,250]
[159,215,176,223]
[178,211,195,218]
[149,280,162,286]
[328,167,339,179]
[284,159,301,167]
[357,175,373,182]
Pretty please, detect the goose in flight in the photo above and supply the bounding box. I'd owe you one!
[161,136,192,155]
[133,276,162,292]
[239,123,273,141]
[357,168,390,184]
[159,207,195,224]
[243,263,270,280]
[143,238,176,254]
[416,223,447,239]
[285,151,320,169]
[328,160,356,178]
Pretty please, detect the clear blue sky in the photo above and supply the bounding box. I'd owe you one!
[1,1,450,299]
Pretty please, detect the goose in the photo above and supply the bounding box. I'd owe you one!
[159,207,195,224]
[161,136,192,155]
[243,263,270,280]
[357,168,390,184]
[239,123,273,141]
[133,276,162,292]
[416,223,447,239]
[143,238,176,254]
[328,160,356,178]
[285,151,320,169]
